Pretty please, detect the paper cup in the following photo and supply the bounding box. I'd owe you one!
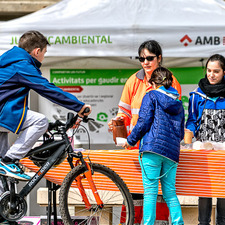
[116,137,127,146]
[184,131,193,144]
[192,141,204,150]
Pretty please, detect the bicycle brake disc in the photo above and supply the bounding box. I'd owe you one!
[0,192,27,221]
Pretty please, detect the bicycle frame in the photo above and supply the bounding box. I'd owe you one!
[19,140,67,198]
[3,113,105,216]
[0,112,134,224]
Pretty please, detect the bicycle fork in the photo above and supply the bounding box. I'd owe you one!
[75,161,104,210]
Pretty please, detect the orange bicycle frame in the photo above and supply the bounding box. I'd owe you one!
[75,160,103,209]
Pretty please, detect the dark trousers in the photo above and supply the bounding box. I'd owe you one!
[198,197,225,225]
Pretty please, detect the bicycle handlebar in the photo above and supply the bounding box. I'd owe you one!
[82,107,90,123]
[48,120,65,131]
[48,107,91,132]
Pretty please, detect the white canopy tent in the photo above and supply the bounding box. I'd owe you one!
[0,0,225,63]
[1,0,225,146]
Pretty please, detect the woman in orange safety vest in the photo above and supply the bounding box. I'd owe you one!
[108,40,181,149]
[108,40,182,224]
[108,40,182,225]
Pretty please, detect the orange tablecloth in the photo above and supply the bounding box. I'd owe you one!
[21,149,225,198]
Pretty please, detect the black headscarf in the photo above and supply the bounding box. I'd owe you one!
[198,76,225,98]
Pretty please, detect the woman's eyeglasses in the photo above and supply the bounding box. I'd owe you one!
[138,56,157,63]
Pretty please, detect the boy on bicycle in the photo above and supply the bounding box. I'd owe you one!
[0,30,91,181]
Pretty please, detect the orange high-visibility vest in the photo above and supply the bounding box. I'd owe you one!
[117,69,181,149]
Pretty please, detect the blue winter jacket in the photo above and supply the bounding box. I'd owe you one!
[0,46,84,134]
[127,86,185,163]
[186,87,225,137]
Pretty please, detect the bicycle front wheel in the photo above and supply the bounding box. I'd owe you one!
[59,163,134,225]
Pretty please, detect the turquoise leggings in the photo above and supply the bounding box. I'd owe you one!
[139,152,184,225]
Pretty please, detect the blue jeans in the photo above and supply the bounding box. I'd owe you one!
[139,152,184,225]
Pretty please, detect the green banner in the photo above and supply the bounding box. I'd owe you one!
[50,67,205,85]
[169,67,205,84]
[50,69,137,86]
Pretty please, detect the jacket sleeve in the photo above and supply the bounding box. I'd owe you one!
[17,64,84,112]
[127,93,155,146]
[172,75,182,100]
[186,93,199,136]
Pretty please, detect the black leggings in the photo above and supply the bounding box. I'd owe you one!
[198,197,225,225]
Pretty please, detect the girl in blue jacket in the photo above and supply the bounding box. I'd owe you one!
[124,67,184,225]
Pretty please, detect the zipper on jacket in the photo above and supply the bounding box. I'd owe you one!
[15,96,27,134]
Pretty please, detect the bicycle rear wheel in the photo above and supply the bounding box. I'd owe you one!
[59,163,134,225]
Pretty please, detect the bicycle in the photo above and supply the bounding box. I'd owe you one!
[0,110,134,225]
